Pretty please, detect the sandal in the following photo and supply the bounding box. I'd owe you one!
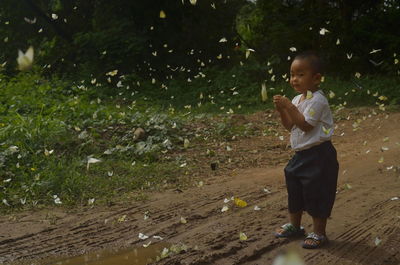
[302,232,328,249]
[274,223,305,238]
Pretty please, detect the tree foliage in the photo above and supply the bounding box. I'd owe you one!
[0,0,399,81]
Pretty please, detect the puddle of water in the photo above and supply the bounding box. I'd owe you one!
[22,242,171,265]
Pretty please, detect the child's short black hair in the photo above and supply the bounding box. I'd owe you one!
[294,51,324,75]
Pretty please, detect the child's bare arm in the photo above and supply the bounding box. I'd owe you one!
[285,104,314,132]
[273,95,294,131]
[277,108,294,131]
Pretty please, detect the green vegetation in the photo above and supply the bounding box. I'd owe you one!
[1,70,399,213]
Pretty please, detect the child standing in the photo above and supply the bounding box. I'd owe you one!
[273,51,339,249]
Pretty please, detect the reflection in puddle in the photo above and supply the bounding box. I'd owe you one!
[44,242,171,265]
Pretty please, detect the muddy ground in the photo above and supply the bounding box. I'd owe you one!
[0,108,399,265]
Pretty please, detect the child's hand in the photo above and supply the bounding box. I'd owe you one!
[273,95,292,110]
[273,95,282,110]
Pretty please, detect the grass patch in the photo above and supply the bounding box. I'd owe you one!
[0,68,399,213]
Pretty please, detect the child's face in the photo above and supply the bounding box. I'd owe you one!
[290,59,321,94]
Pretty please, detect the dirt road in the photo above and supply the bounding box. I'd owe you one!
[1,109,399,265]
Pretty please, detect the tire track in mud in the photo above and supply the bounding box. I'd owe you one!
[303,199,400,265]
[0,180,286,264]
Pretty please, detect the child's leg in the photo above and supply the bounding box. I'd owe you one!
[289,210,303,228]
[302,216,328,248]
[312,216,327,236]
[274,210,305,237]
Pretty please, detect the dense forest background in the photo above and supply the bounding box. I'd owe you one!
[1,0,400,85]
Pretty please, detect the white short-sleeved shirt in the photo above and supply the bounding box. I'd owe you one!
[290,90,334,151]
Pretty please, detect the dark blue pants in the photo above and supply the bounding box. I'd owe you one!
[284,141,339,218]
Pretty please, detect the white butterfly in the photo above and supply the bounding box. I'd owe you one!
[17,46,34,71]
[24,17,36,24]
[245,48,255,59]
[346,53,353,59]
[319,28,329,35]
[369,49,382,54]
[261,83,268,101]
[86,157,101,170]
[369,59,383,66]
